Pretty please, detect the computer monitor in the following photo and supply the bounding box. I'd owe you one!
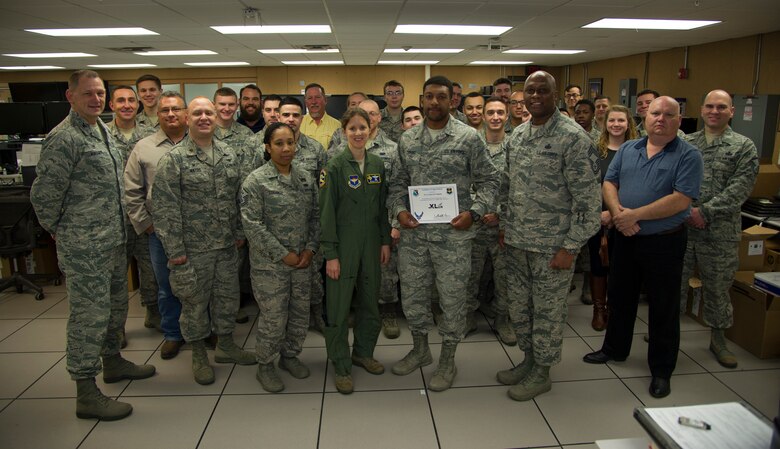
[0,103,46,136]
[43,102,72,133]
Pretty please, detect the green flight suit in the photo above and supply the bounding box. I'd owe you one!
[319,149,392,375]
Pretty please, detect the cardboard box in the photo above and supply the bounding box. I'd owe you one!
[684,277,706,326]
[765,248,780,271]
[739,225,779,271]
[726,271,780,359]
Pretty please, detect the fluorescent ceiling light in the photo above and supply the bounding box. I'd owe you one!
[184,62,250,67]
[212,25,331,34]
[395,25,511,36]
[0,66,64,70]
[26,28,157,36]
[378,60,439,65]
[281,60,343,65]
[258,49,339,54]
[4,52,96,58]
[384,48,463,54]
[469,60,533,65]
[503,49,584,55]
[582,18,720,30]
[135,50,217,56]
[89,64,157,68]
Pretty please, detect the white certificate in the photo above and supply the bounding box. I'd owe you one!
[408,184,459,224]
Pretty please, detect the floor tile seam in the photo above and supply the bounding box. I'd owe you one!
[0,319,38,345]
[708,369,775,420]
[10,352,66,401]
[316,363,328,449]
[418,368,443,449]
[531,391,564,448]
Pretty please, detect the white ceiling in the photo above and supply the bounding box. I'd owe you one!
[0,0,778,69]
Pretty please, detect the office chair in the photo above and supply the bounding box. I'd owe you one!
[0,186,60,300]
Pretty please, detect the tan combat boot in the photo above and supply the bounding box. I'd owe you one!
[76,378,132,421]
[214,334,257,365]
[102,354,156,384]
[428,342,458,392]
[392,332,433,375]
[191,339,215,385]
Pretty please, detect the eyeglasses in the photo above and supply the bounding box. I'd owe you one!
[564,93,581,99]
[159,107,185,114]
[385,91,403,97]
[366,111,381,117]
[509,100,525,106]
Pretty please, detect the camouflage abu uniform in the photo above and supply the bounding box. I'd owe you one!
[500,109,601,366]
[215,121,263,298]
[136,111,159,131]
[389,117,500,343]
[468,132,509,315]
[379,107,404,143]
[31,110,127,380]
[107,120,158,310]
[295,133,329,309]
[680,127,758,327]
[151,136,244,342]
[240,163,319,364]
[366,130,401,305]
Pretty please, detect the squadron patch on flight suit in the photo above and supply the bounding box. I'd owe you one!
[366,174,381,184]
[319,169,327,188]
[348,174,361,189]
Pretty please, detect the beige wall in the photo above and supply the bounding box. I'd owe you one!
[1,31,778,114]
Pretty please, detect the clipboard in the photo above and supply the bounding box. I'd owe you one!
[634,401,772,449]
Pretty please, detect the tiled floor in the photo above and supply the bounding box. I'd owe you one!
[0,275,778,449]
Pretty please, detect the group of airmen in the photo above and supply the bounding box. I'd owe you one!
[29,67,757,420]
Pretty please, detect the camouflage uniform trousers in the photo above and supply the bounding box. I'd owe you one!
[505,245,574,366]
[310,252,325,305]
[178,246,240,342]
[251,265,311,364]
[59,244,128,380]
[398,231,472,343]
[680,239,738,329]
[468,224,507,314]
[379,244,400,305]
[238,244,252,295]
[125,224,158,307]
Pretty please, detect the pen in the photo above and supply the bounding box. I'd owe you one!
[678,416,712,430]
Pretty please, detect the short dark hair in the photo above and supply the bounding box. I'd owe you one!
[279,96,303,110]
[594,95,611,102]
[637,89,660,99]
[110,84,136,100]
[240,84,262,99]
[304,83,325,96]
[262,122,295,161]
[263,94,282,106]
[402,105,422,118]
[564,84,582,93]
[423,76,453,96]
[493,77,512,87]
[383,80,403,93]
[69,70,101,89]
[135,74,161,89]
[464,92,483,99]
[340,108,370,130]
[484,96,507,109]
[575,99,595,113]
[214,87,237,101]
[452,82,462,89]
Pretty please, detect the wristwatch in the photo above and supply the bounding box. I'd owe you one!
[469,210,481,222]
[565,248,578,255]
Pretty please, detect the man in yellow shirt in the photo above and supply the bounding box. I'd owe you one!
[300,83,340,149]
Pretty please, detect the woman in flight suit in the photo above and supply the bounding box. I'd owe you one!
[319,108,392,394]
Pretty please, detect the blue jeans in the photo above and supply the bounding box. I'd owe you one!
[148,231,183,341]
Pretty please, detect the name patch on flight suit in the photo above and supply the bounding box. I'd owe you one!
[366,174,381,184]
[348,174,361,189]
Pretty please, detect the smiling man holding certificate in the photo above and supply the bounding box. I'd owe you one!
[388,76,499,392]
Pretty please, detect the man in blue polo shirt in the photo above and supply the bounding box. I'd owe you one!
[583,96,703,399]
